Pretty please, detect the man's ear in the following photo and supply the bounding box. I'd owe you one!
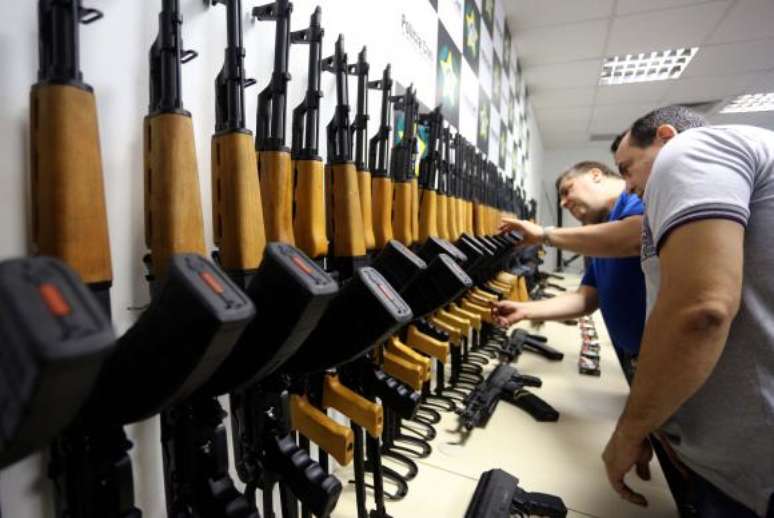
[590,168,602,182]
[656,124,677,143]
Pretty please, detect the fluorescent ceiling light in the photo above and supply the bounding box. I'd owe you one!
[599,47,699,86]
[720,92,774,113]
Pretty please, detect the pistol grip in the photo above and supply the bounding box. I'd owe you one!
[258,149,295,245]
[211,131,266,271]
[407,325,449,363]
[436,309,471,336]
[293,158,328,259]
[267,434,342,517]
[382,350,424,391]
[357,169,376,251]
[418,188,438,244]
[430,316,462,345]
[322,375,383,438]
[448,304,482,332]
[290,395,354,466]
[326,163,367,257]
[392,181,413,246]
[144,112,206,278]
[31,84,112,284]
[387,337,431,381]
[371,177,394,249]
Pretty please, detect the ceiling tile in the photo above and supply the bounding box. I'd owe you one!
[536,106,592,133]
[504,0,614,31]
[524,59,603,90]
[707,0,774,44]
[541,130,591,150]
[595,82,671,105]
[682,39,774,77]
[661,73,760,104]
[709,111,774,130]
[514,19,609,66]
[607,1,731,56]
[589,102,658,134]
[615,0,712,16]
[531,87,596,108]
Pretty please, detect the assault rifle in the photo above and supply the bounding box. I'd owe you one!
[457,363,558,430]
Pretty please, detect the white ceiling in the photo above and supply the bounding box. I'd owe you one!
[504,0,774,149]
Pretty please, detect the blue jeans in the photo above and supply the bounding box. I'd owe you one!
[687,470,772,518]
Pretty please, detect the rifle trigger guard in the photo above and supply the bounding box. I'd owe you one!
[181,49,199,64]
[79,7,103,24]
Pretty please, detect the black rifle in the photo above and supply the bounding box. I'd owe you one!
[503,328,564,363]
[464,469,567,518]
[457,363,557,429]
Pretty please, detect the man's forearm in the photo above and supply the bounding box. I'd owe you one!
[549,217,642,257]
[523,291,595,321]
[617,301,735,440]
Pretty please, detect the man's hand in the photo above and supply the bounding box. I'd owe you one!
[602,427,652,507]
[498,217,545,245]
[491,301,531,327]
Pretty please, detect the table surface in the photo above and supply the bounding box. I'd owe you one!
[331,273,680,518]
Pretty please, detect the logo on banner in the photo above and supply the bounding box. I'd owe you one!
[436,22,461,128]
[492,54,502,108]
[482,0,495,35]
[401,14,434,64]
[463,0,480,72]
[477,87,490,152]
[499,121,507,168]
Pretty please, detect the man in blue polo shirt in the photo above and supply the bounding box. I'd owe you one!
[495,160,644,371]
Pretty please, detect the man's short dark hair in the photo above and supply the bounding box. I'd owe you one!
[625,105,707,148]
[610,131,625,153]
[555,160,619,192]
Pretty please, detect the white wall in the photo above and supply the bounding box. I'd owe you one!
[0,1,546,516]
[536,143,616,273]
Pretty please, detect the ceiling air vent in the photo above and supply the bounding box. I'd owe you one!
[589,133,619,143]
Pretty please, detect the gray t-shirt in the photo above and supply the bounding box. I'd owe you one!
[642,125,774,516]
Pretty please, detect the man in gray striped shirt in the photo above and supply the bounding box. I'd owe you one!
[605,105,774,517]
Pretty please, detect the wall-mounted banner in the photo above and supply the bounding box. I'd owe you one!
[481,0,494,40]
[438,0,464,51]
[493,0,505,58]
[393,82,431,179]
[498,120,508,168]
[492,53,502,114]
[489,108,500,164]
[428,0,438,11]
[507,90,515,131]
[503,24,512,74]
[500,63,510,116]
[462,0,481,74]
[460,58,479,143]
[391,1,438,108]
[477,86,491,152]
[436,21,462,128]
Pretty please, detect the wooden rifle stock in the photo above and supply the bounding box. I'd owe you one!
[358,168,376,251]
[392,181,413,246]
[326,162,367,258]
[259,150,295,244]
[417,187,438,244]
[372,176,394,248]
[294,158,328,258]
[31,84,112,285]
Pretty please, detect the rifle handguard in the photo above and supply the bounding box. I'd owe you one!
[259,149,295,244]
[371,176,394,249]
[293,158,329,259]
[406,325,449,363]
[322,375,383,438]
[290,395,354,466]
[212,131,266,271]
[392,181,413,246]
[358,169,376,251]
[30,84,112,285]
[326,162,367,258]
[144,113,207,279]
[0,257,116,468]
[382,350,424,391]
[418,188,438,244]
[436,193,450,241]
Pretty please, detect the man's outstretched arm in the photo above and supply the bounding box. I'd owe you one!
[603,219,744,505]
[493,285,599,326]
[500,216,642,258]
